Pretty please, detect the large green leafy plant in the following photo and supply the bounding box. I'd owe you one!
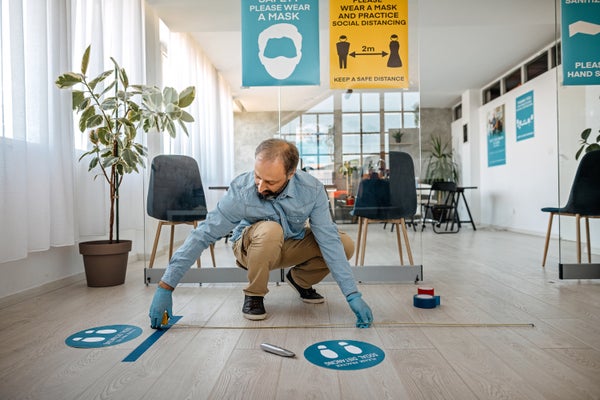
[575,128,600,160]
[423,135,459,183]
[56,45,196,242]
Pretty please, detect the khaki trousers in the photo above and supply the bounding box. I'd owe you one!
[232,221,354,297]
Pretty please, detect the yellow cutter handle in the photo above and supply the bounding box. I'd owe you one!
[161,311,169,326]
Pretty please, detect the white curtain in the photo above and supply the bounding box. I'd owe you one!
[161,32,235,209]
[0,0,75,262]
[0,0,162,262]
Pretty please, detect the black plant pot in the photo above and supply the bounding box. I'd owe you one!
[79,240,132,287]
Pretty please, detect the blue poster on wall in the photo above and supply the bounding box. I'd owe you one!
[242,0,320,87]
[561,0,600,85]
[487,104,506,167]
[516,91,534,141]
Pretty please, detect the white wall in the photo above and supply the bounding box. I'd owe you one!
[453,67,599,255]
[0,246,83,300]
[476,70,559,235]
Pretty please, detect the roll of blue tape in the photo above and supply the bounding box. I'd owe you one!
[413,294,437,309]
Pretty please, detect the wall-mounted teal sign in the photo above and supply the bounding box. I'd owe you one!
[487,104,506,167]
[242,0,320,86]
[561,1,600,85]
[304,340,385,370]
[516,91,534,141]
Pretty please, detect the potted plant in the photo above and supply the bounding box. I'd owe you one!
[423,135,459,183]
[575,128,600,160]
[390,128,405,143]
[338,160,358,204]
[55,45,196,287]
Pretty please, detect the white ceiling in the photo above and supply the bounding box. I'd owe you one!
[146,0,558,111]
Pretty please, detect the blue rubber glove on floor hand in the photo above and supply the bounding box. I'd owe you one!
[346,292,373,328]
[149,287,173,329]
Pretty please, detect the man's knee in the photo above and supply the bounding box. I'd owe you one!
[249,221,284,245]
[339,232,355,260]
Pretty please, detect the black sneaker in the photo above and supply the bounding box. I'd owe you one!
[242,295,267,320]
[286,270,325,304]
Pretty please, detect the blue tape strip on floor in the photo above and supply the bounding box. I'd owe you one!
[122,316,182,362]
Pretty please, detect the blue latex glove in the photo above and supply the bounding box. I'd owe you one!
[346,292,373,328]
[149,287,173,329]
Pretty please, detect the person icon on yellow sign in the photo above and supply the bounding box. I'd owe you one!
[336,35,350,69]
[387,34,402,68]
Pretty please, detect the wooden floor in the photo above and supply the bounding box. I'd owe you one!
[1,227,599,400]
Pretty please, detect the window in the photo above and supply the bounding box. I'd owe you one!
[482,81,501,104]
[550,42,561,69]
[453,104,462,121]
[525,52,548,82]
[504,68,522,93]
[283,90,420,190]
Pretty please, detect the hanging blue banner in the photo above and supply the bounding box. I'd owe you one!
[242,0,320,86]
[561,1,600,85]
[516,91,534,141]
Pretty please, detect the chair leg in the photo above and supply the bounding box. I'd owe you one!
[394,222,404,265]
[192,221,201,268]
[169,224,175,260]
[585,216,591,263]
[355,217,364,266]
[576,214,582,264]
[360,219,369,266]
[400,218,414,265]
[209,244,216,267]
[542,212,554,267]
[149,221,165,268]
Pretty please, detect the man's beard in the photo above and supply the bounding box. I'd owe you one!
[257,180,289,200]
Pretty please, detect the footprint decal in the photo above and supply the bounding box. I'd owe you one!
[338,341,362,354]
[304,340,386,371]
[65,325,142,349]
[318,344,339,359]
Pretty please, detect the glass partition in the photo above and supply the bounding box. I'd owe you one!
[143,0,424,283]
[555,0,600,276]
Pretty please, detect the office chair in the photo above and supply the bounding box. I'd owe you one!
[422,181,460,233]
[541,150,600,266]
[147,155,216,268]
[352,151,416,266]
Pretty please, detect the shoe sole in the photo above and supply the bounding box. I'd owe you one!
[286,280,325,304]
[243,312,267,320]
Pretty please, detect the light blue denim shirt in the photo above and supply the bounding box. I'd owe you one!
[161,170,359,296]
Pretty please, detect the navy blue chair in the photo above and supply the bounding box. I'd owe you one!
[147,155,216,268]
[541,150,600,266]
[352,152,417,266]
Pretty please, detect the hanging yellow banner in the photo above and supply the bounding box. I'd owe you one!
[329,0,408,89]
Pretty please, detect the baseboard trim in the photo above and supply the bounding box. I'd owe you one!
[0,272,86,310]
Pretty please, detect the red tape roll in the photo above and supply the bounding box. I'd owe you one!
[418,287,435,296]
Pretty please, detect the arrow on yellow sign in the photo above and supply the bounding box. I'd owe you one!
[350,51,388,58]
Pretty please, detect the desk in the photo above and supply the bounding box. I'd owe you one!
[418,185,477,231]
[456,186,477,230]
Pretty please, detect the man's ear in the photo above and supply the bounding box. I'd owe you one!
[287,170,296,180]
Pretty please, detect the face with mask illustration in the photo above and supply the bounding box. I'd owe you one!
[258,23,303,80]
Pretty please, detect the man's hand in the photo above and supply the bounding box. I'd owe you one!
[149,286,173,329]
[346,292,373,328]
